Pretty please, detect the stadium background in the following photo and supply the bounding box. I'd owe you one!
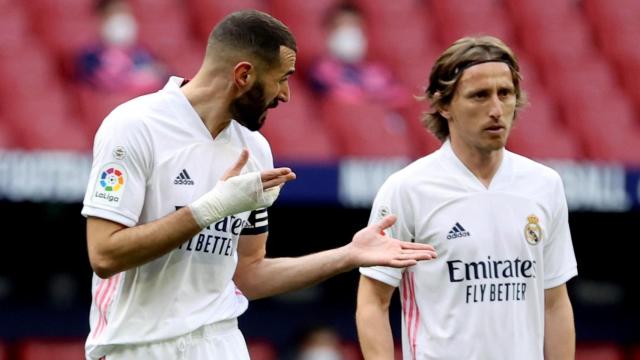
[0,0,639,359]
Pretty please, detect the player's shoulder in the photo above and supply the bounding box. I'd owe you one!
[382,150,442,189]
[507,150,562,184]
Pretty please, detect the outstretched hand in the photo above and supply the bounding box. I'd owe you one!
[222,148,296,190]
[348,215,437,268]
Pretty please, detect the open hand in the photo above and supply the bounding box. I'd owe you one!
[348,215,437,268]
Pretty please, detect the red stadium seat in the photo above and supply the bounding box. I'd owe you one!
[73,85,137,137]
[17,338,85,360]
[507,89,583,160]
[398,102,444,158]
[340,340,363,360]
[0,2,35,51]
[185,0,269,42]
[6,95,91,151]
[630,344,640,360]
[321,96,414,158]
[259,79,337,163]
[246,339,277,360]
[0,340,8,360]
[0,117,18,149]
[270,0,339,71]
[134,4,202,78]
[575,342,625,360]
[24,0,99,58]
[363,11,439,91]
[429,0,516,46]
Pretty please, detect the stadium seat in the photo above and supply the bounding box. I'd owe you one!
[134,5,202,78]
[0,2,34,51]
[185,0,269,42]
[270,0,339,71]
[340,340,363,360]
[575,342,625,360]
[0,118,18,149]
[24,0,99,58]
[429,0,516,46]
[6,96,91,151]
[16,338,85,360]
[320,96,414,158]
[73,84,137,137]
[398,102,444,158]
[363,11,439,91]
[246,339,277,360]
[0,340,8,360]
[259,79,337,163]
[507,89,583,160]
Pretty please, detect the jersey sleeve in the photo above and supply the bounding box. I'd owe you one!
[359,175,413,287]
[543,174,578,289]
[81,109,152,227]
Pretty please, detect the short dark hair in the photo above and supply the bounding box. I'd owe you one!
[209,10,297,67]
[422,36,527,141]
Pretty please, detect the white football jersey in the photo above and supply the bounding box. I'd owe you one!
[81,77,273,358]
[360,140,577,360]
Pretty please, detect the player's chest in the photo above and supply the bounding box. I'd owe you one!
[415,193,549,258]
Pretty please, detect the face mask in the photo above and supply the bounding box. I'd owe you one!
[101,13,138,47]
[328,25,367,63]
[298,347,343,360]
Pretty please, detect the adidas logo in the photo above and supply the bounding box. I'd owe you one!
[174,169,194,185]
[447,222,470,239]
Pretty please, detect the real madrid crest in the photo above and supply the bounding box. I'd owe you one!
[524,214,543,245]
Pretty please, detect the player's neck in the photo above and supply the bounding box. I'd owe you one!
[450,138,503,188]
[181,75,233,139]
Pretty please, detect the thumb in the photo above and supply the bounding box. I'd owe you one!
[374,214,397,234]
[222,148,249,180]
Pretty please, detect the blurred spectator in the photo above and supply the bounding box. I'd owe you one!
[75,0,167,95]
[308,1,410,110]
[293,324,344,360]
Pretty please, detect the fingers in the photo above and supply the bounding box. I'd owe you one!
[399,242,436,252]
[222,148,250,180]
[373,214,397,233]
[260,168,296,190]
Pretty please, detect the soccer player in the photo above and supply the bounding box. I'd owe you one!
[356,36,577,359]
[81,10,437,360]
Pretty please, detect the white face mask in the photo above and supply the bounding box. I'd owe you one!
[298,347,343,360]
[101,13,138,47]
[328,25,367,63]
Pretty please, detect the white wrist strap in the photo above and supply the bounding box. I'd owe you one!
[188,172,280,228]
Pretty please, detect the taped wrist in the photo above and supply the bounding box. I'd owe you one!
[188,172,281,228]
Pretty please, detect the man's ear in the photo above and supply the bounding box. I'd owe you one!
[233,62,254,90]
[434,92,451,120]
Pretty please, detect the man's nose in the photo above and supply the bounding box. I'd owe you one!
[278,81,290,103]
[488,94,503,119]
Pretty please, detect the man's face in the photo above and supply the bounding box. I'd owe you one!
[231,46,296,131]
[443,62,517,154]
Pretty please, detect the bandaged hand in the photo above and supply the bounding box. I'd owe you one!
[188,149,294,228]
[189,173,280,228]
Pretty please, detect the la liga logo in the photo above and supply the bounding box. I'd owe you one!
[93,164,126,207]
[100,167,125,192]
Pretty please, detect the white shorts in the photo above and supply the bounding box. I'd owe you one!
[97,319,250,360]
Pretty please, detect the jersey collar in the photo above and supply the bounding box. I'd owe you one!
[162,76,231,145]
[439,138,513,191]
